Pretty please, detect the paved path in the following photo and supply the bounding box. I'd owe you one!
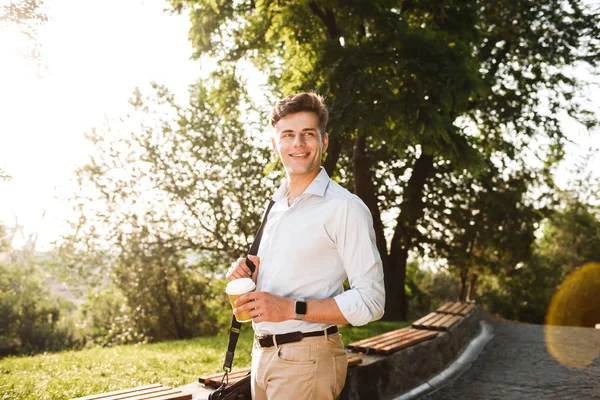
[423,318,600,399]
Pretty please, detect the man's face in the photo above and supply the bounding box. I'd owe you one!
[272,111,329,181]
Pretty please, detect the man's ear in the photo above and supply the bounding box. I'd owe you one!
[322,132,329,153]
[271,136,280,156]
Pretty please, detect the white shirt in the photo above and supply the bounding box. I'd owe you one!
[253,168,385,335]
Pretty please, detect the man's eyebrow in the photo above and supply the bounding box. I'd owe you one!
[279,127,318,133]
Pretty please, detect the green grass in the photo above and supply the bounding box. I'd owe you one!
[0,320,409,400]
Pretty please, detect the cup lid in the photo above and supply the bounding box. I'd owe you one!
[226,278,256,295]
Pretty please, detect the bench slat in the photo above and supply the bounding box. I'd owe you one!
[412,312,439,327]
[347,355,362,367]
[431,313,455,328]
[378,331,439,355]
[446,302,464,314]
[347,328,413,349]
[436,302,455,313]
[71,385,166,400]
[202,373,250,389]
[458,303,475,315]
[413,312,449,329]
[369,329,432,352]
[123,389,191,400]
[436,302,476,316]
[439,315,462,329]
[71,386,192,400]
[349,328,418,351]
[199,368,251,385]
[88,387,173,400]
[353,329,423,353]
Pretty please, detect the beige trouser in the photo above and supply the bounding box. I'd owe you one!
[251,332,348,400]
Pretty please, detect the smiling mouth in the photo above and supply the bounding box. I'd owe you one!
[290,153,310,158]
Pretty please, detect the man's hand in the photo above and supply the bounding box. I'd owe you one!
[234,291,294,323]
[227,255,259,283]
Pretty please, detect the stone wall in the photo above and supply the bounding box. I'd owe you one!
[339,308,481,400]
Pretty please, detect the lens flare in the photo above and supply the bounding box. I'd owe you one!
[544,262,600,368]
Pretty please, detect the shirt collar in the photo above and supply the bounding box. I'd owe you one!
[272,167,330,201]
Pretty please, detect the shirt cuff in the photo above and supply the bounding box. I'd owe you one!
[334,288,384,327]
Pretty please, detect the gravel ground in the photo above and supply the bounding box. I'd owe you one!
[423,318,600,400]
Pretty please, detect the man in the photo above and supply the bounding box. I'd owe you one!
[227,92,385,399]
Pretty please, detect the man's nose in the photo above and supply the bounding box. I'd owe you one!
[293,134,306,146]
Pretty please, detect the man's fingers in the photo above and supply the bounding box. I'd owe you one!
[234,292,260,307]
[247,255,260,270]
[226,257,255,281]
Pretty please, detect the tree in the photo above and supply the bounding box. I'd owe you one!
[0,256,77,356]
[537,194,600,278]
[0,167,11,181]
[426,160,542,301]
[0,0,47,62]
[60,82,279,340]
[477,190,600,324]
[171,0,600,319]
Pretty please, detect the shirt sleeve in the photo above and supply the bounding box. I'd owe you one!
[333,197,386,326]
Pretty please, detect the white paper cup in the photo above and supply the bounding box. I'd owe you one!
[226,278,256,323]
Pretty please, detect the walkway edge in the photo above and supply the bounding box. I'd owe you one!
[394,320,494,400]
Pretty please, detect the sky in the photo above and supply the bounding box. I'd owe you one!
[0,0,204,249]
[0,0,599,251]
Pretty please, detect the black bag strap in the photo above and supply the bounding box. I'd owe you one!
[210,200,275,398]
[245,200,276,276]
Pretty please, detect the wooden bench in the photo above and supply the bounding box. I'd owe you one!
[71,384,191,400]
[347,328,438,355]
[412,312,463,330]
[409,302,475,331]
[199,369,250,389]
[199,355,363,389]
[436,301,475,316]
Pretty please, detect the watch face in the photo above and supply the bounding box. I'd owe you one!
[295,301,307,315]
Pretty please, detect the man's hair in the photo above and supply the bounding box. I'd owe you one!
[270,92,329,134]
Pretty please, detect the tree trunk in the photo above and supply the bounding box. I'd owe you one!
[467,273,478,301]
[323,134,341,177]
[387,153,435,320]
[161,266,187,339]
[351,132,390,301]
[458,268,468,301]
[352,133,388,258]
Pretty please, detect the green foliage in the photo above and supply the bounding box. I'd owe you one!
[536,196,600,279]
[171,0,600,320]
[0,320,403,400]
[476,257,558,324]
[0,259,77,356]
[406,262,459,320]
[0,223,10,253]
[425,159,543,300]
[477,193,600,324]
[58,81,279,342]
[78,286,144,347]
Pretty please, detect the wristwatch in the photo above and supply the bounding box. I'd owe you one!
[294,299,307,320]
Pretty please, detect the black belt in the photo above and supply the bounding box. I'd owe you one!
[257,326,338,348]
